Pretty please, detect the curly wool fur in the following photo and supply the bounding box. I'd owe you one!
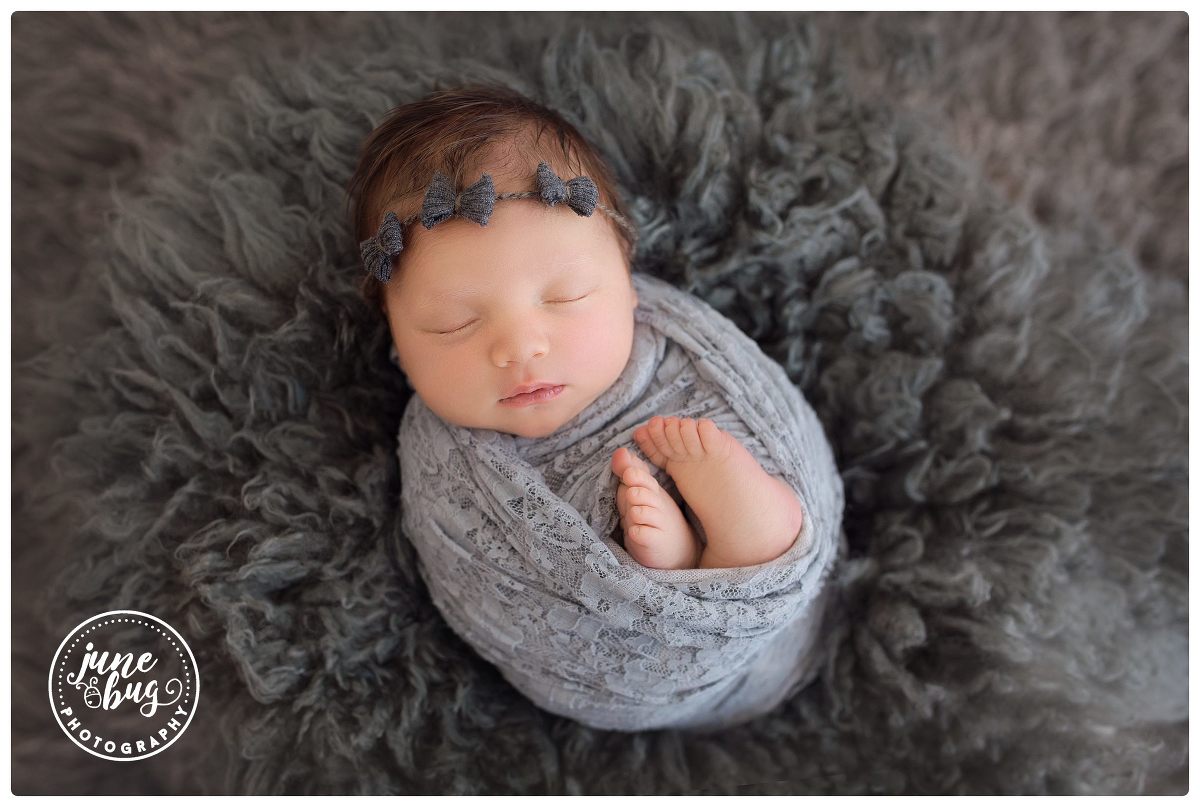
[13,11,1186,795]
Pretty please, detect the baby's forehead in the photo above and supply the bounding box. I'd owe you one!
[398,258,602,319]
[411,260,591,298]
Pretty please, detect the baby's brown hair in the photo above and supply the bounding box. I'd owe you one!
[344,83,638,312]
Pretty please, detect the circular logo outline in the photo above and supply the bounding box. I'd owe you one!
[48,609,200,762]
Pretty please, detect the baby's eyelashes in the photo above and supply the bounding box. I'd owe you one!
[432,319,478,336]
[425,294,592,335]
[548,293,590,304]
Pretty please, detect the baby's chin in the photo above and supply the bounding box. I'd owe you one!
[486,402,585,439]
[501,418,571,439]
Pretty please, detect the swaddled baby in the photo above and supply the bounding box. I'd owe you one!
[346,84,842,731]
[349,86,806,572]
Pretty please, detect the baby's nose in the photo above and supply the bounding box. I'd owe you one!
[490,327,549,367]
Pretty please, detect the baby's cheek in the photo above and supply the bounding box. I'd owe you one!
[562,309,632,375]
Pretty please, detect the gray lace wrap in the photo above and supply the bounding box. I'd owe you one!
[397,272,845,732]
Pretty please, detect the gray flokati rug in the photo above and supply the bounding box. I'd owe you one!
[13,11,1187,795]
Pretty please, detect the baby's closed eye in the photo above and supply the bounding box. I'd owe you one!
[548,292,590,304]
[430,292,592,335]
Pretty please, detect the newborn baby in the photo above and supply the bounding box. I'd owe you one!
[357,137,804,571]
[348,85,842,731]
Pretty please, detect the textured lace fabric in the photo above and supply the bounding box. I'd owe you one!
[397,272,844,732]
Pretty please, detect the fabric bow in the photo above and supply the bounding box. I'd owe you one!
[421,172,496,229]
[536,161,599,217]
[359,210,404,283]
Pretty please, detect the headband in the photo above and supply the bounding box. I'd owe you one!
[359,161,638,283]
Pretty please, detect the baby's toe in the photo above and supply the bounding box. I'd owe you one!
[644,416,679,461]
[627,502,664,529]
[625,522,664,550]
[660,417,687,456]
[624,482,654,508]
[633,426,668,469]
[619,480,657,523]
[619,452,658,487]
[611,446,643,479]
[697,418,734,461]
[617,481,653,522]
[677,418,705,458]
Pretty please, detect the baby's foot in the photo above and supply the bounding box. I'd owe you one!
[611,446,702,569]
[633,416,805,568]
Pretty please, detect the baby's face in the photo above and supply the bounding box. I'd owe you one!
[383,198,638,438]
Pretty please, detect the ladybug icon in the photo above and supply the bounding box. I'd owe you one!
[82,677,102,709]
